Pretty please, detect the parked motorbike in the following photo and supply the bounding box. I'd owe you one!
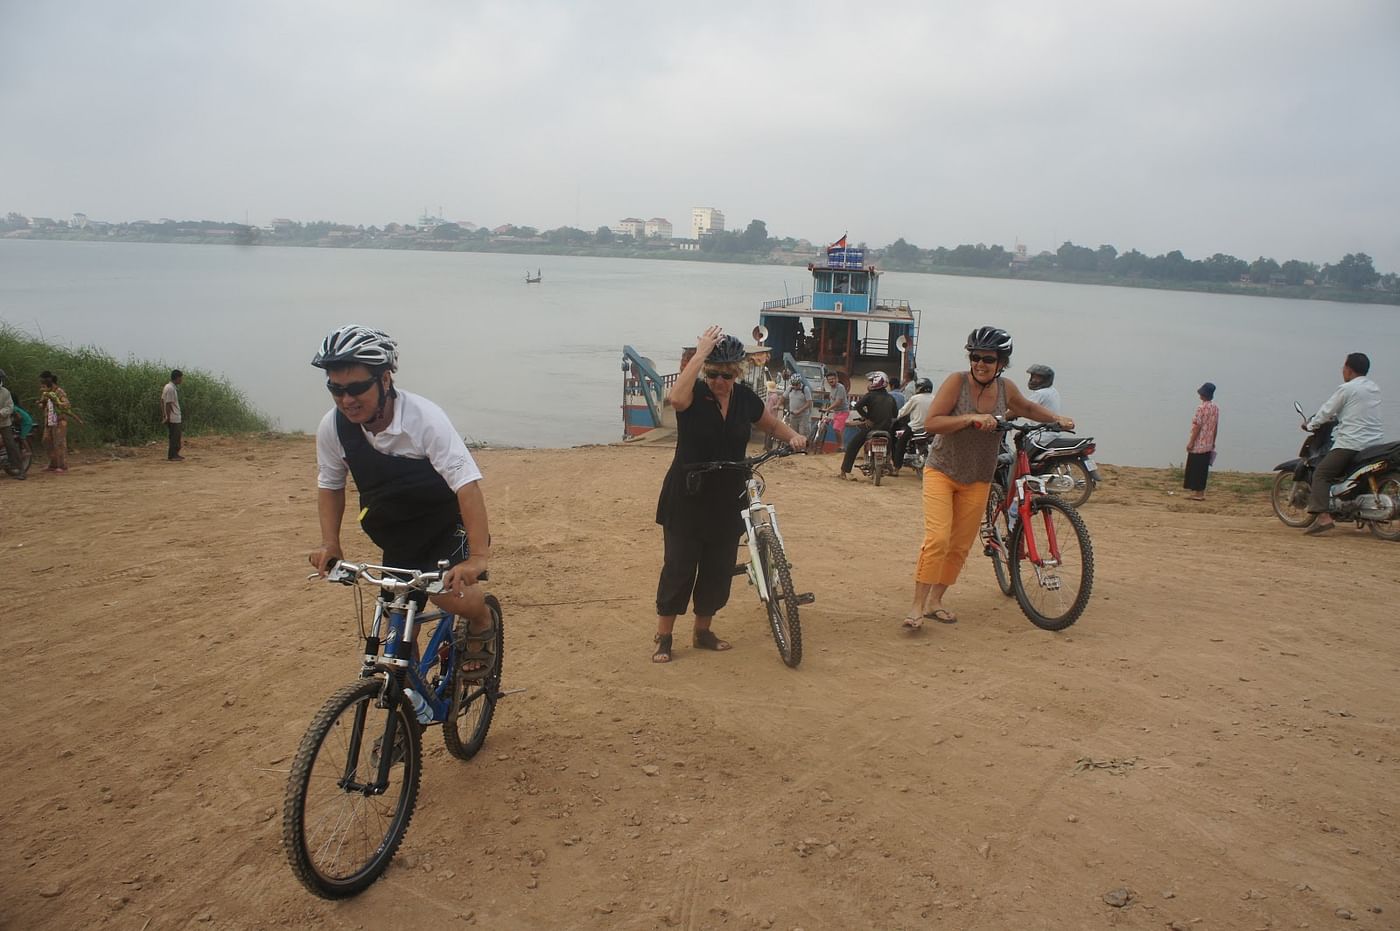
[997,429,1100,507]
[1270,402,1400,540]
[892,420,931,473]
[856,430,896,486]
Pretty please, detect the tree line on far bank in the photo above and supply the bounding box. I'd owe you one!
[881,238,1393,295]
[5,210,1395,302]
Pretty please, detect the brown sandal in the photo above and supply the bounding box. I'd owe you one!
[693,629,731,651]
[652,633,673,663]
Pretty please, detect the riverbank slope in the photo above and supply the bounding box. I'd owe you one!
[4,436,1395,930]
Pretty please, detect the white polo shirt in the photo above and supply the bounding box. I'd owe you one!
[316,389,483,492]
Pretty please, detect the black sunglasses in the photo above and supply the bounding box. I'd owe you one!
[702,370,736,380]
[326,376,379,397]
[968,352,1000,365]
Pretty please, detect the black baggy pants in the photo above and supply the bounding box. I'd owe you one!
[655,527,740,617]
[167,422,183,459]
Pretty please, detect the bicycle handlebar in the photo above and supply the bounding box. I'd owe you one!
[994,418,1074,435]
[687,444,802,473]
[308,559,489,592]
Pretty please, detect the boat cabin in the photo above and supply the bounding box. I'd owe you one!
[757,245,919,387]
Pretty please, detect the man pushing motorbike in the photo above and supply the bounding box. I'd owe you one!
[1303,352,1383,535]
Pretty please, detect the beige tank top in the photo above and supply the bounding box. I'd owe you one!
[927,376,1006,484]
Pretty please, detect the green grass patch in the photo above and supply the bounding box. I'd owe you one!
[1,323,271,447]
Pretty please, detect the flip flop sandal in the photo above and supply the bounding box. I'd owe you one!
[925,608,958,624]
[693,629,731,651]
[652,633,673,663]
[1303,521,1335,536]
[901,614,924,630]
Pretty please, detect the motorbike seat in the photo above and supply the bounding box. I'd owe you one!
[1353,440,1400,465]
[1031,435,1092,456]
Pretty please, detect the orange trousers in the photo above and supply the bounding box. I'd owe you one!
[914,468,991,587]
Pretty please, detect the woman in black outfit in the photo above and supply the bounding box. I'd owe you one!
[652,326,809,663]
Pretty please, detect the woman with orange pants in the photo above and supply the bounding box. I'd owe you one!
[904,327,1074,629]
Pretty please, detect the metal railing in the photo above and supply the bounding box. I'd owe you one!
[761,294,808,311]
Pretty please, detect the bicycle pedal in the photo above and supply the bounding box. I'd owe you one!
[794,592,815,606]
[732,564,748,576]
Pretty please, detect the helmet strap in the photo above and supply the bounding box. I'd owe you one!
[365,374,394,430]
[970,367,1001,387]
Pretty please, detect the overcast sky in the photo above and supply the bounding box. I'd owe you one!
[3,0,1398,270]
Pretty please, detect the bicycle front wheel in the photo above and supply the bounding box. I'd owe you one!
[442,594,504,760]
[283,678,422,899]
[756,526,803,667]
[1008,496,1094,631]
[984,484,1014,597]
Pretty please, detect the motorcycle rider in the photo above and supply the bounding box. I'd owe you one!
[839,371,899,480]
[1303,352,1384,535]
[1025,364,1061,414]
[892,378,935,474]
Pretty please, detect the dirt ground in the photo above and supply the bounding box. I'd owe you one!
[3,435,1397,931]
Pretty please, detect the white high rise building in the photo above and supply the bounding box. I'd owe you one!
[691,207,725,239]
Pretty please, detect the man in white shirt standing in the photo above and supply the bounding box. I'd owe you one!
[1304,352,1384,535]
[161,369,184,461]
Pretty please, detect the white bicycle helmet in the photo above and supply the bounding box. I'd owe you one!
[866,371,889,390]
[312,325,399,371]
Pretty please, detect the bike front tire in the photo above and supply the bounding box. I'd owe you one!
[756,526,803,668]
[283,678,422,899]
[1269,471,1316,528]
[442,594,504,760]
[1008,496,1094,631]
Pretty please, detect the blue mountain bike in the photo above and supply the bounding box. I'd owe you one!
[282,560,504,898]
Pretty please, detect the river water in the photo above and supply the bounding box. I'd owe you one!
[1,239,1395,470]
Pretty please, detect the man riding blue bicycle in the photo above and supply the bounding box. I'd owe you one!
[306,324,495,674]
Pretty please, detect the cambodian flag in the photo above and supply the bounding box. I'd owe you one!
[828,234,847,251]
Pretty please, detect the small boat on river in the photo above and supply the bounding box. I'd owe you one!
[525,269,542,283]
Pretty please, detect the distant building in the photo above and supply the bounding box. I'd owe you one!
[1011,242,1030,265]
[644,217,672,239]
[614,217,646,238]
[691,207,724,240]
[673,239,700,252]
[72,212,89,229]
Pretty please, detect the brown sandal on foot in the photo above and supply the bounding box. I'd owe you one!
[652,633,673,663]
[693,629,731,651]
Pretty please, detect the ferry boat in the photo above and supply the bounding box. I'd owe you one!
[622,237,920,448]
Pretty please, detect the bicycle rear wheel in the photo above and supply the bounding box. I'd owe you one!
[283,678,422,898]
[1008,496,1094,631]
[442,595,504,760]
[983,485,1014,596]
[756,526,803,667]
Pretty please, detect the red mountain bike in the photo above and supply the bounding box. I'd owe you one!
[980,420,1095,630]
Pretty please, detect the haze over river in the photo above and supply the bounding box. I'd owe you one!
[2,239,1395,470]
